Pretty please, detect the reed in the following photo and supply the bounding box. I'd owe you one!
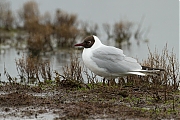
[15,55,53,84]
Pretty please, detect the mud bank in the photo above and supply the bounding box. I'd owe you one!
[0,83,179,119]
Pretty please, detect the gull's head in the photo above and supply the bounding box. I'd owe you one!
[74,35,102,49]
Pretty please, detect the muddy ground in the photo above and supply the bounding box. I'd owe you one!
[0,83,179,120]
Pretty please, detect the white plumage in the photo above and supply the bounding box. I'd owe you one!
[75,35,161,78]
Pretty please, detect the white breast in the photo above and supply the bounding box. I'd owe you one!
[82,48,109,77]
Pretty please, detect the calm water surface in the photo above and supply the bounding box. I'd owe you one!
[0,48,76,82]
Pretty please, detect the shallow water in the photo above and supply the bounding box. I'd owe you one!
[0,48,73,82]
[0,106,60,120]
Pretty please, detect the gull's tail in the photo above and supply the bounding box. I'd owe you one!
[128,66,165,76]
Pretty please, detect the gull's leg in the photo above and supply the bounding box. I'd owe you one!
[108,78,116,86]
[111,78,116,86]
[103,77,106,86]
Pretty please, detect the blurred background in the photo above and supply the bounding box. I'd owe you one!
[0,0,179,81]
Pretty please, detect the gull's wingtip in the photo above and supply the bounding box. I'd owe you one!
[141,66,165,71]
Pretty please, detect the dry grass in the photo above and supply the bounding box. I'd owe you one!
[15,55,52,84]
[143,44,179,90]
[62,54,83,83]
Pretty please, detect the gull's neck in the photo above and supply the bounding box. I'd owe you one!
[90,35,103,49]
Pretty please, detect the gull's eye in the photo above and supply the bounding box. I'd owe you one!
[87,41,91,44]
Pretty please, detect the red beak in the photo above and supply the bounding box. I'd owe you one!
[74,42,84,47]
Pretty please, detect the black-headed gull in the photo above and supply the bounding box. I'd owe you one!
[75,35,163,78]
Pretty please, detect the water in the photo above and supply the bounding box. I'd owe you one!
[0,48,22,80]
[0,48,73,82]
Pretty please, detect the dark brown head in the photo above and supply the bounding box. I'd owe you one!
[74,36,95,48]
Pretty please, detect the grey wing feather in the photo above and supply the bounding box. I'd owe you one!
[92,46,142,73]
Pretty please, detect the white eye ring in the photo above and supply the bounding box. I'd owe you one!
[87,41,91,44]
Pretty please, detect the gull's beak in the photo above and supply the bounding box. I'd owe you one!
[74,42,84,47]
